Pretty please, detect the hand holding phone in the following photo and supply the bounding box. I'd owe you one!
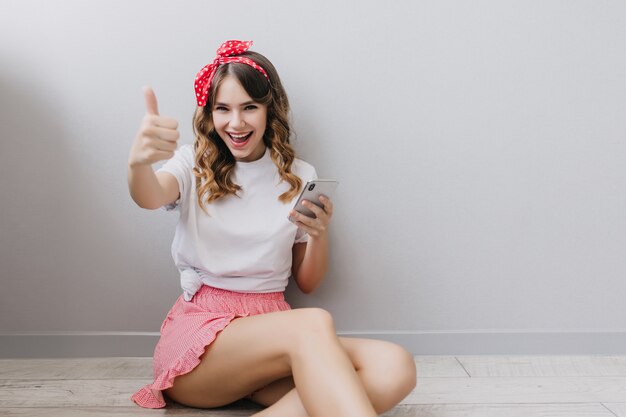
[288,179,339,222]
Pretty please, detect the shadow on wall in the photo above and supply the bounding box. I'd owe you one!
[0,58,177,333]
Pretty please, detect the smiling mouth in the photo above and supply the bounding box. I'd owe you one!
[228,132,252,141]
[227,132,252,146]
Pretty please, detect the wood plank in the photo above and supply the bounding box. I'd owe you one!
[5,376,626,408]
[0,379,155,407]
[0,404,612,417]
[414,356,469,377]
[456,355,626,377]
[402,377,626,404]
[603,403,626,417]
[0,356,470,380]
[381,404,614,416]
[0,405,258,416]
[0,358,152,380]
[5,355,623,379]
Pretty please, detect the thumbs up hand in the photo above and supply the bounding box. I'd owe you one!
[128,86,181,167]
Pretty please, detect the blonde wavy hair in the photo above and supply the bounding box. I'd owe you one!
[191,50,302,215]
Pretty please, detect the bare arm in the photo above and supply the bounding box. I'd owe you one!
[289,196,334,294]
[128,165,179,210]
[127,86,180,209]
[292,237,329,294]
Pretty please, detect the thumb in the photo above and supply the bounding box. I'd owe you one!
[142,86,159,115]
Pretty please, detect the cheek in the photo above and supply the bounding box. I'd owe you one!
[255,109,268,129]
[255,115,267,131]
[211,116,227,130]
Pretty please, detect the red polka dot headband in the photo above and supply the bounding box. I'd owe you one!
[194,40,269,107]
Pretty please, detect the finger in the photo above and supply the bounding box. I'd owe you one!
[144,124,179,143]
[291,217,318,237]
[153,116,179,130]
[152,137,177,152]
[153,125,180,141]
[143,114,178,130]
[143,86,159,115]
[291,211,328,238]
[289,210,318,228]
[151,149,175,160]
[294,216,325,237]
[302,200,328,222]
[319,196,334,217]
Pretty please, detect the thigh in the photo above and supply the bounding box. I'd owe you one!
[246,337,414,406]
[338,336,413,372]
[164,307,324,408]
[245,336,411,406]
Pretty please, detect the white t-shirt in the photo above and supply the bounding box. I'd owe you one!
[155,144,317,300]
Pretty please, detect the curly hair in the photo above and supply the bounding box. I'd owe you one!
[191,50,302,215]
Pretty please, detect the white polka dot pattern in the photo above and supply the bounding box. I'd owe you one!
[194,40,269,107]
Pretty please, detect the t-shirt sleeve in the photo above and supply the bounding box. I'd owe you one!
[155,144,194,212]
[294,164,318,244]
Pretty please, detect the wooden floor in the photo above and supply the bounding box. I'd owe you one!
[1,355,626,416]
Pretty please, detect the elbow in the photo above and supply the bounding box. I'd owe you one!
[134,200,160,210]
[129,193,161,210]
[142,200,162,210]
[295,275,324,295]
[300,284,315,295]
[294,275,313,294]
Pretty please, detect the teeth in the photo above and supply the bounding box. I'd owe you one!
[230,133,250,139]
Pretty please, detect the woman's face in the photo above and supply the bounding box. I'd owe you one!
[211,75,268,162]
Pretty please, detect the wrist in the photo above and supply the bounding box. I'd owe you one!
[128,159,150,169]
[308,230,329,242]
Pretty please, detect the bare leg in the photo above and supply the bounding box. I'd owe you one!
[287,311,377,417]
[251,387,308,417]
[249,337,417,417]
[164,308,377,417]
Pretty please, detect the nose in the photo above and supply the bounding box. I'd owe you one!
[229,111,245,128]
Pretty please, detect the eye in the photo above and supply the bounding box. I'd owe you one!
[214,106,227,111]
[245,105,258,110]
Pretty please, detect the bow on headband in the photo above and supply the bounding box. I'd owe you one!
[194,40,269,107]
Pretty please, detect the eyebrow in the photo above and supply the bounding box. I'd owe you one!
[214,101,256,107]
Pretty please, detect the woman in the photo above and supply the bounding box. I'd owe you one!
[128,40,416,417]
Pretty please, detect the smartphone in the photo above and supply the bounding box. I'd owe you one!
[288,179,339,222]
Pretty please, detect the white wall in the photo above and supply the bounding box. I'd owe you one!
[1,0,625,356]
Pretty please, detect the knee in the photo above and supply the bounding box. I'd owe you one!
[397,347,417,392]
[297,307,336,333]
[370,344,417,411]
[389,345,417,394]
[387,344,417,386]
[291,308,336,345]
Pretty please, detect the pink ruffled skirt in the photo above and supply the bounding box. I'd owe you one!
[131,284,292,408]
